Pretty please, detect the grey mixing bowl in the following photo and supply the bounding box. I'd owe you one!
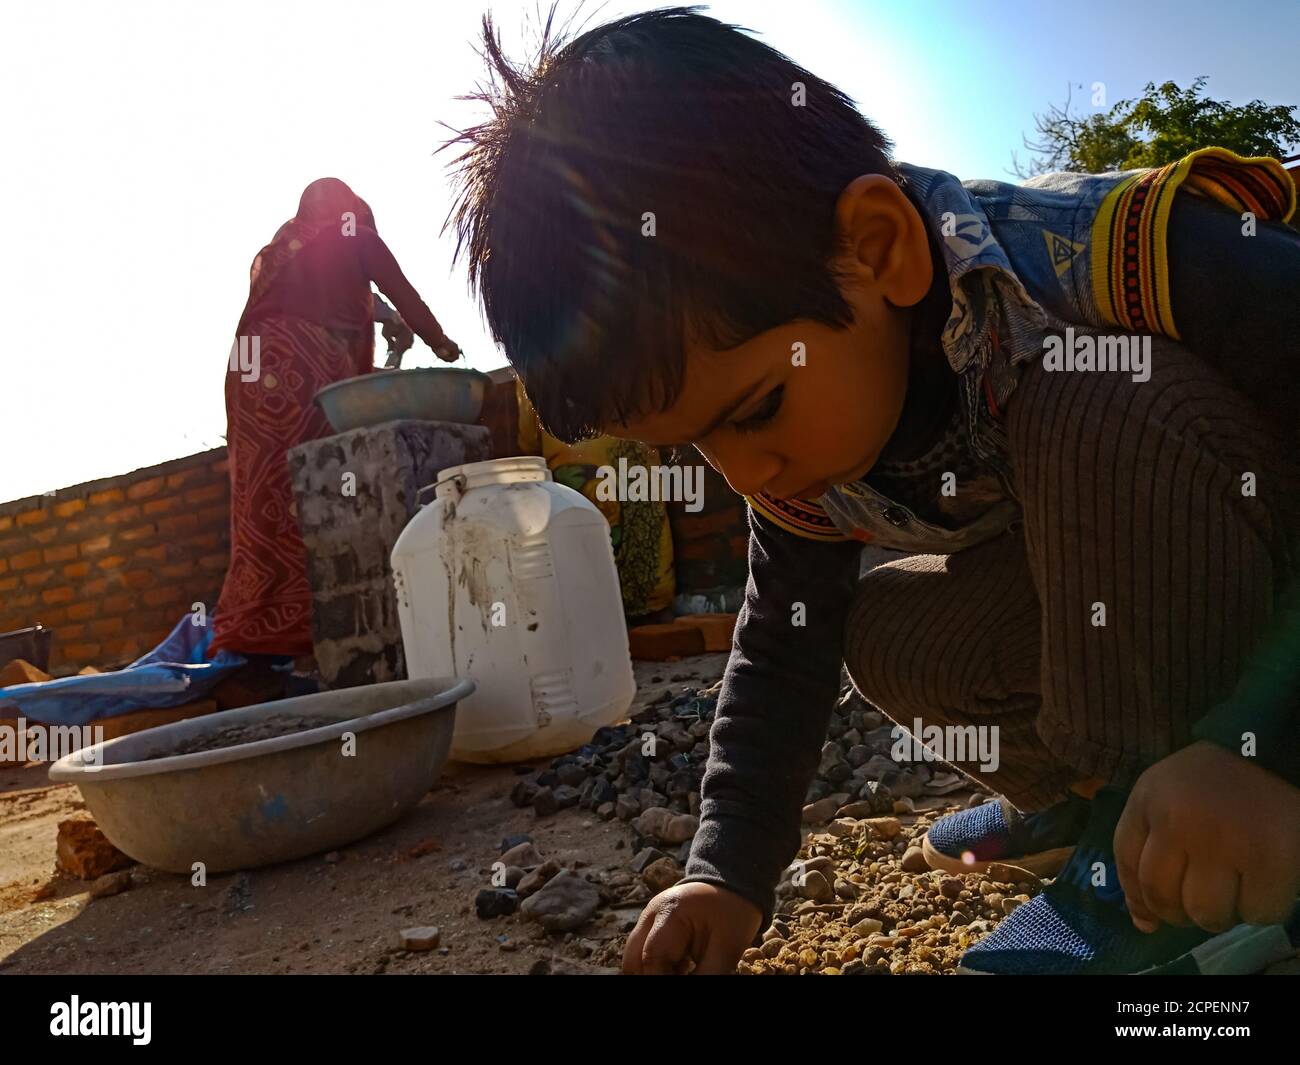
[47,677,473,874]
[314,367,489,431]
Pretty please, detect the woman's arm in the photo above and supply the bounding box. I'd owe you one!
[357,227,459,358]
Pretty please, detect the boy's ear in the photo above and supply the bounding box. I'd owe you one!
[833,174,933,309]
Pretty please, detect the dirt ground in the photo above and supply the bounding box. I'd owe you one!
[0,657,727,976]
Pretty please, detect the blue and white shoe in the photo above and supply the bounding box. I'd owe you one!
[957,787,1300,975]
[922,791,1088,876]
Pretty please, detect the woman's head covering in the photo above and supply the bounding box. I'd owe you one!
[295,177,375,229]
[237,178,377,337]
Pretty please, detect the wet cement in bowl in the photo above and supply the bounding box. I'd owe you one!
[149,714,342,758]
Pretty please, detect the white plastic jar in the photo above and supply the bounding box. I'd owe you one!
[392,456,636,762]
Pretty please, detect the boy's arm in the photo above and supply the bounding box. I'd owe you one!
[1168,192,1300,785]
[678,506,862,929]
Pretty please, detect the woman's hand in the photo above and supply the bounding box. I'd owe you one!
[430,331,462,363]
[1114,741,1300,933]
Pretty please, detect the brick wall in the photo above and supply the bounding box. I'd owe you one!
[0,449,230,675]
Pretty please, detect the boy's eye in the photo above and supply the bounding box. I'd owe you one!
[732,385,784,435]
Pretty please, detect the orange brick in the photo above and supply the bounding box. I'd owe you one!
[628,623,706,661]
[212,458,229,475]
[104,505,142,525]
[59,623,85,641]
[0,557,6,574]
[122,569,153,589]
[81,578,108,597]
[158,513,199,536]
[96,554,128,571]
[30,526,59,545]
[62,561,91,579]
[0,515,11,531]
[62,643,101,663]
[165,467,207,490]
[143,586,186,608]
[158,561,194,580]
[42,544,78,564]
[66,602,96,621]
[39,607,68,627]
[133,544,167,563]
[54,499,87,519]
[143,496,178,516]
[673,612,737,652]
[184,483,227,506]
[90,617,124,638]
[16,508,48,527]
[23,569,55,588]
[190,531,223,551]
[199,553,228,573]
[88,488,125,506]
[0,576,18,593]
[119,523,157,543]
[81,534,111,554]
[99,637,136,661]
[10,549,42,570]
[125,477,165,501]
[42,587,74,605]
[198,504,230,528]
[103,592,134,613]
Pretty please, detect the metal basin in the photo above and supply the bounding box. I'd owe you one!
[314,367,489,431]
[47,678,473,874]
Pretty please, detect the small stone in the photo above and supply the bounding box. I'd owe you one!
[504,866,526,889]
[633,806,698,844]
[842,958,868,975]
[475,888,519,918]
[553,785,582,809]
[641,857,684,894]
[615,794,640,820]
[516,860,562,898]
[631,847,668,873]
[500,841,543,868]
[892,796,916,814]
[448,858,468,873]
[939,877,963,900]
[556,763,588,788]
[760,938,785,958]
[864,816,902,840]
[900,847,929,872]
[986,862,1040,886]
[519,871,601,932]
[532,787,558,817]
[510,780,539,808]
[323,851,341,864]
[55,818,132,881]
[596,801,616,820]
[500,833,533,852]
[851,917,883,935]
[399,926,441,951]
[801,796,841,824]
[834,878,858,900]
[795,870,834,902]
[1001,897,1023,915]
[827,818,861,838]
[87,870,132,899]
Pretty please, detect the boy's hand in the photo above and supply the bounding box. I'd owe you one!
[1115,741,1300,934]
[622,882,762,974]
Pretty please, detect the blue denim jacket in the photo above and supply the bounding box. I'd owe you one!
[747,149,1295,553]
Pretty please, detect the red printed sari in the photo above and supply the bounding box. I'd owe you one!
[210,182,375,657]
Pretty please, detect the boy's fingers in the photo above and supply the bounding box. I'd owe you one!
[621,914,651,974]
[1113,797,1157,930]
[1238,867,1299,927]
[694,930,742,975]
[638,909,692,975]
[1137,834,1189,927]
[1180,860,1240,933]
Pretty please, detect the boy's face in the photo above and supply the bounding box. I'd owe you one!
[606,175,934,501]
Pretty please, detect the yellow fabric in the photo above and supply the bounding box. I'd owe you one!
[1090,148,1296,340]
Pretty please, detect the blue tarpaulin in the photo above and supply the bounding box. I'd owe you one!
[0,615,272,726]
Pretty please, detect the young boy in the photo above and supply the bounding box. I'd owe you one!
[444,8,1300,974]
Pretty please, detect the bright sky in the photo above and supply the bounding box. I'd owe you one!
[2,0,1296,502]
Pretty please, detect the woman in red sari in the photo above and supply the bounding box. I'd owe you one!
[211,178,459,658]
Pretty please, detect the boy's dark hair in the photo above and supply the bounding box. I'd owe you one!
[441,5,896,442]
